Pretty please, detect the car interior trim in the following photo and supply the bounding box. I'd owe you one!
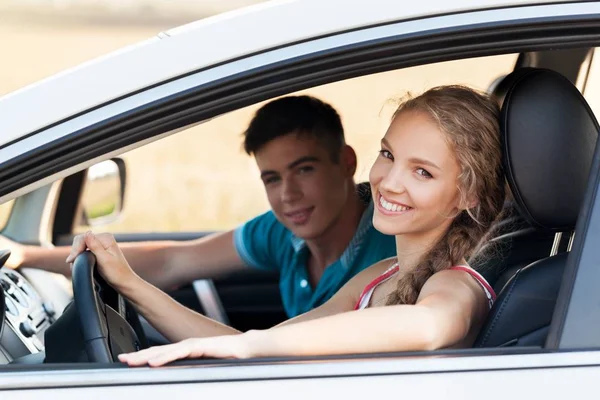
[191,279,230,326]
[547,129,600,348]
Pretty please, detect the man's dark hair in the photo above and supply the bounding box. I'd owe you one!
[243,95,345,161]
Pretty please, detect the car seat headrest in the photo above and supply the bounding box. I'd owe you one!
[500,68,598,231]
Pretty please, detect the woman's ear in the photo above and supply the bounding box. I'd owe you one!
[458,194,479,211]
[464,199,479,211]
[467,199,479,210]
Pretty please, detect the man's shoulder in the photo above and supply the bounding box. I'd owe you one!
[238,209,292,240]
[243,209,283,228]
[360,210,396,254]
[233,210,295,271]
[364,225,396,251]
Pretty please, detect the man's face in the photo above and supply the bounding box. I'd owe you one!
[254,133,353,240]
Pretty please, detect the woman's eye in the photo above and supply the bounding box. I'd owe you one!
[379,150,393,160]
[416,168,433,178]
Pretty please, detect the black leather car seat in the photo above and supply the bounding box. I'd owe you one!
[474,67,598,347]
[471,70,563,291]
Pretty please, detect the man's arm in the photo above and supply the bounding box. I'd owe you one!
[116,231,249,289]
[4,230,249,290]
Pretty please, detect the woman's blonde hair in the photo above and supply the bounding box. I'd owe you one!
[385,85,506,305]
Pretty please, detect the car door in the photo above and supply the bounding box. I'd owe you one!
[10,46,593,337]
[3,0,600,395]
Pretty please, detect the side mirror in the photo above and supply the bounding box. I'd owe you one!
[79,158,126,227]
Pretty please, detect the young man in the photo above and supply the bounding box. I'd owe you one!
[4,95,396,318]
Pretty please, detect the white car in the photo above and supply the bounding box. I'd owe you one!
[1,0,600,397]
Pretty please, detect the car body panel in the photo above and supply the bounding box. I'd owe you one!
[2,369,598,400]
[1,0,600,394]
[0,1,597,206]
[0,0,576,148]
[1,351,600,396]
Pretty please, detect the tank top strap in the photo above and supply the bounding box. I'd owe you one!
[448,265,496,309]
[354,263,399,310]
[354,263,496,311]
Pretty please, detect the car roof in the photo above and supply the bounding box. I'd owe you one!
[0,0,567,146]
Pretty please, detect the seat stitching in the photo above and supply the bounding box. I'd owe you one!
[480,271,520,346]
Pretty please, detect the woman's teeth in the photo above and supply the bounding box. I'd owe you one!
[380,196,411,212]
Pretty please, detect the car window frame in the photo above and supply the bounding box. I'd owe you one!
[1,1,600,386]
[546,119,600,349]
[2,2,600,200]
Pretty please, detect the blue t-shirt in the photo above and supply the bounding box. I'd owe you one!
[233,201,397,317]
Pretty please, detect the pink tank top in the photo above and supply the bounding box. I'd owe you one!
[354,263,496,310]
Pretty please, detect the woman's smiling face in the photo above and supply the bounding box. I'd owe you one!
[369,110,464,238]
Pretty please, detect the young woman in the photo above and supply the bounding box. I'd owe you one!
[70,85,505,366]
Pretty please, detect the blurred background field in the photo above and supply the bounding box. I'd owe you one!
[3,0,586,234]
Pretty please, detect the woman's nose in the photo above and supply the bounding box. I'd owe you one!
[379,167,407,194]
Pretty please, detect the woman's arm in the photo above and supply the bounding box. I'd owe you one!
[247,269,485,357]
[122,275,242,341]
[75,231,242,342]
[118,269,487,366]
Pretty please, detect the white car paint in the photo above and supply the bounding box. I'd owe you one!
[0,1,595,207]
[1,350,600,396]
[0,0,566,146]
[0,0,598,395]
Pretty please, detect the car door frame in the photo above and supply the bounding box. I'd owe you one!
[2,1,600,391]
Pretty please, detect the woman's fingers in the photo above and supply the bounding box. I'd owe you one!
[65,233,88,263]
[118,346,160,366]
[118,341,200,367]
[83,231,109,255]
[118,336,247,367]
[66,231,134,287]
[93,232,122,252]
[147,343,195,367]
[66,231,114,264]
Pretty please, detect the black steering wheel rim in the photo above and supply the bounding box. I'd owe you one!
[71,251,147,363]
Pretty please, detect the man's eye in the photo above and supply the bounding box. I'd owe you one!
[379,150,393,160]
[298,166,314,174]
[264,176,280,185]
[416,168,433,178]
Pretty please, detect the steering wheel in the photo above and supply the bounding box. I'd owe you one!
[71,251,148,362]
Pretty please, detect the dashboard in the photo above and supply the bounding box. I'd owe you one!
[0,267,56,363]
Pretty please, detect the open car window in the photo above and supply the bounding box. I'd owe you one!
[72,54,518,235]
[1,1,600,396]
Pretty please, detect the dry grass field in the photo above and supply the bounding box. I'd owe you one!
[3,5,600,234]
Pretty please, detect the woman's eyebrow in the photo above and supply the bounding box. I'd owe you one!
[408,157,441,171]
[382,138,440,170]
